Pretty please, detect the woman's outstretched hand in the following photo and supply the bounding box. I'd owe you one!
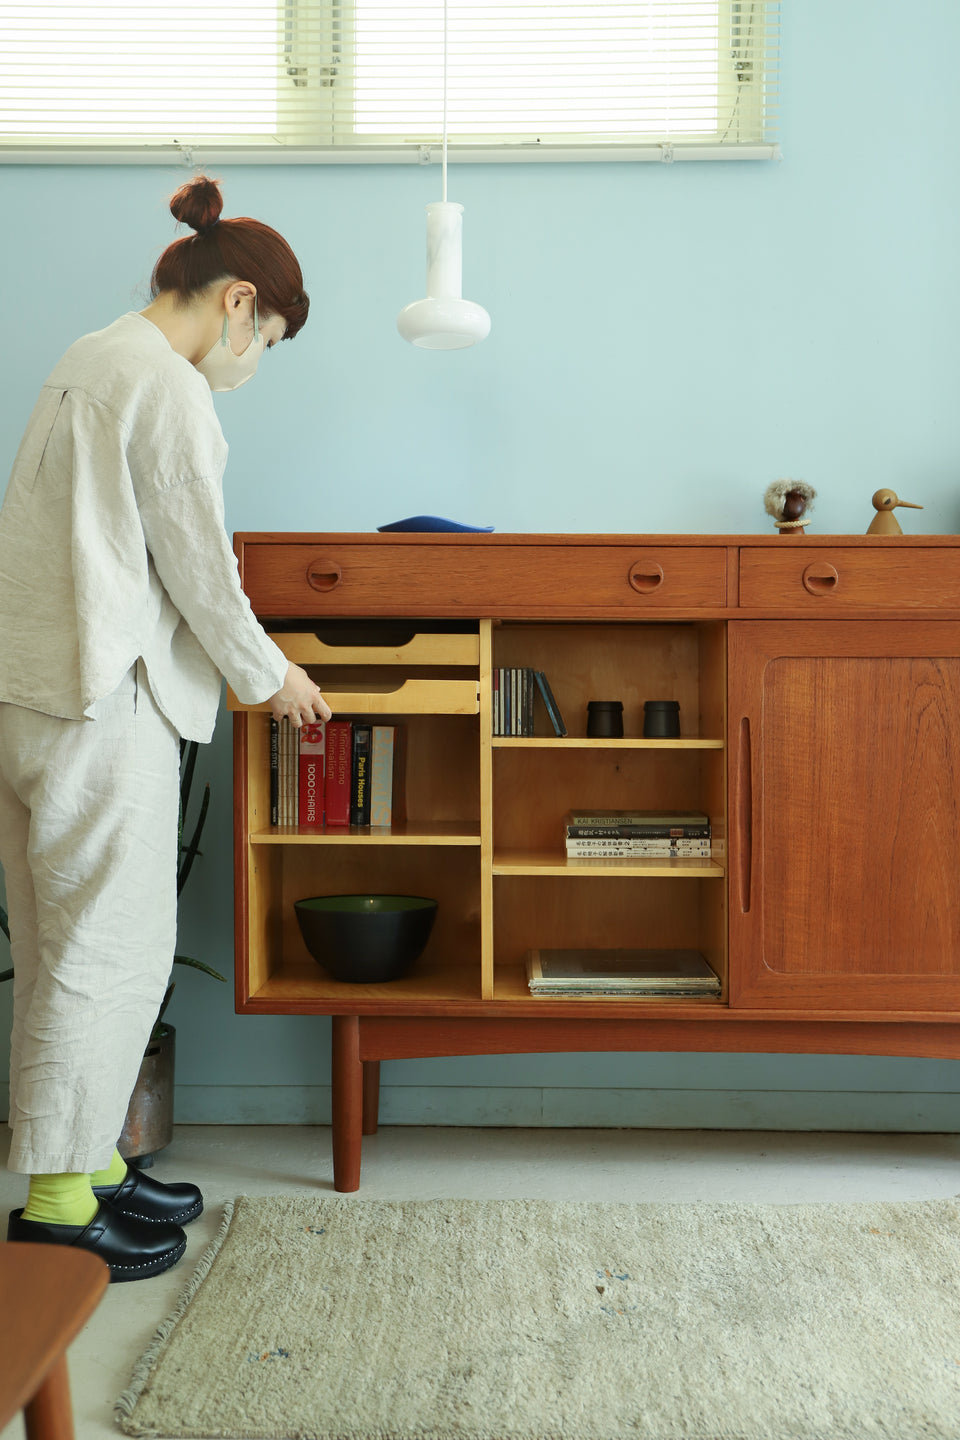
[268,662,332,727]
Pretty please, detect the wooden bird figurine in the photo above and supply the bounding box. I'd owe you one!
[866,488,923,536]
[764,479,816,535]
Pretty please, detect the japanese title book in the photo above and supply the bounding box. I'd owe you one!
[565,839,711,857]
[526,948,721,997]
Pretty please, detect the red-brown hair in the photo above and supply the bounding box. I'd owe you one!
[151,175,309,340]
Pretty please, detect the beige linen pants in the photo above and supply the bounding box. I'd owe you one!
[0,663,181,1174]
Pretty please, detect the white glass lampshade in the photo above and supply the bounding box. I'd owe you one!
[397,201,491,350]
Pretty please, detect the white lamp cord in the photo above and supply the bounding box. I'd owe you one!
[442,0,448,202]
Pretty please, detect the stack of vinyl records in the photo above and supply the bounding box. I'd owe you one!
[526,948,721,997]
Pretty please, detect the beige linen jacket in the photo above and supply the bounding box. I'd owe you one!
[0,312,287,742]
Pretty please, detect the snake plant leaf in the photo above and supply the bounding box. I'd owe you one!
[153,980,176,1038]
[180,737,198,817]
[0,904,10,981]
[173,952,227,982]
[177,782,210,896]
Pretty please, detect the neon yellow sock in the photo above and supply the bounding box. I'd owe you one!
[23,1172,98,1227]
[90,1148,128,1189]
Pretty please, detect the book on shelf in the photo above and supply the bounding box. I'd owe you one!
[269,718,280,826]
[494,667,526,735]
[271,718,285,825]
[534,670,567,736]
[494,666,531,736]
[324,720,353,826]
[565,810,711,839]
[298,721,326,827]
[492,666,565,737]
[350,723,372,826]
[525,948,721,997]
[565,839,711,857]
[269,718,404,830]
[369,724,395,827]
[274,717,299,826]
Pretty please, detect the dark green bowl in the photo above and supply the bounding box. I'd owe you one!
[294,894,438,983]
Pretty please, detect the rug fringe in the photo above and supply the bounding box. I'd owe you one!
[114,1198,237,1436]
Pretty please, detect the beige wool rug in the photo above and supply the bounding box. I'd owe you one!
[116,1194,960,1440]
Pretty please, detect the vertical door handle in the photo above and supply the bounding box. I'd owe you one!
[737,717,752,914]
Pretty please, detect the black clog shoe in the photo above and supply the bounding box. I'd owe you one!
[7,1200,187,1283]
[92,1166,203,1226]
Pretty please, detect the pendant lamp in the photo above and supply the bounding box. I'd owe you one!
[397,0,490,350]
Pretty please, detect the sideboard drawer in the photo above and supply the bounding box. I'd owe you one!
[739,548,960,610]
[227,676,480,714]
[267,630,480,667]
[240,541,727,616]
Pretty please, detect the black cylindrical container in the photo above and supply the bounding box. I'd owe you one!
[643,700,681,738]
[586,700,624,738]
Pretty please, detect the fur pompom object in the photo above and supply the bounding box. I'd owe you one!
[763,479,817,531]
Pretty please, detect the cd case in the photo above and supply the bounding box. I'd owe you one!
[526,948,721,997]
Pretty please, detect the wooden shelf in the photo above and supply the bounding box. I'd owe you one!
[244,957,728,1017]
[247,958,483,1009]
[492,737,724,749]
[492,849,724,877]
[250,821,481,846]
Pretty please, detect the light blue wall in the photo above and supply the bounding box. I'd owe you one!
[2,0,960,1131]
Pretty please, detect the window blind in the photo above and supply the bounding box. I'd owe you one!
[0,1,780,162]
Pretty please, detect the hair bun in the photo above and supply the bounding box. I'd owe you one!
[169,175,224,235]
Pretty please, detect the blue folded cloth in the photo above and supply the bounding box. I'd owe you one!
[377,516,494,533]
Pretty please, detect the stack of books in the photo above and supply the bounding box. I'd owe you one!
[271,719,399,828]
[564,809,711,858]
[526,948,721,997]
[493,668,566,736]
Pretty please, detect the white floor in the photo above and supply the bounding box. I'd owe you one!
[2,1123,959,1440]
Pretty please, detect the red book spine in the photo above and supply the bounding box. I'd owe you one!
[298,721,326,826]
[323,721,353,826]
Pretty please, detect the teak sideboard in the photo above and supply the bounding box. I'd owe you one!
[230,532,960,1191]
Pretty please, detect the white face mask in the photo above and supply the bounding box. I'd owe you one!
[195,302,264,392]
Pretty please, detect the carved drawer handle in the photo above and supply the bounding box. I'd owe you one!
[802,562,839,596]
[306,558,343,593]
[628,563,664,594]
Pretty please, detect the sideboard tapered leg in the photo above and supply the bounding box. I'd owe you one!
[331,1015,363,1192]
[362,1060,381,1135]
